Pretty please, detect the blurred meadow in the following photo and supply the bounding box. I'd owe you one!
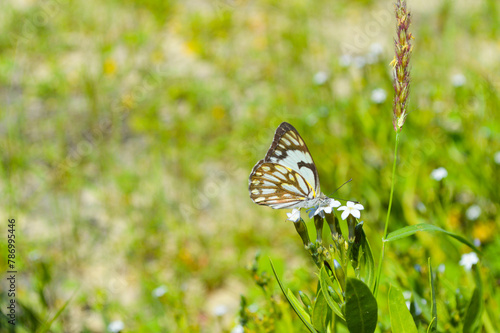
[1,0,500,331]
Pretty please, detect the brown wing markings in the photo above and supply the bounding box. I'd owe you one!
[249,162,313,207]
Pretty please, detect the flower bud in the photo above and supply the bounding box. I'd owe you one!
[346,215,356,243]
[293,218,312,249]
[325,212,343,242]
[313,215,324,244]
[299,291,313,309]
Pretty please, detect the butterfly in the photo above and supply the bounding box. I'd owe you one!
[248,122,332,210]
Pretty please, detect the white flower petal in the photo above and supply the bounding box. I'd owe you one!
[287,209,301,222]
[341,210,349,220]
[346,201,356,208]
[330,199,341,208]
[353,203,364,210]
[323,206,332,214]
[337,206,347,212]
[352,209,361,219]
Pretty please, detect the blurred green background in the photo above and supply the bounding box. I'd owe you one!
[1,0,499,331]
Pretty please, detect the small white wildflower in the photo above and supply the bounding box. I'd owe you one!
[152,285,168,298]
[323,199,341,214]
[459,252,479,271]
[307,199,341,218]
[313,71,328,85]
[353,56,366,68]
[213,304,228,317]
[494,151,500,165]
[371,88,387,104]
[108,320,124,333]
[438,264,445,273]
[431,167,448,181]
[451,73,466,87]
[370,42,384,56]
[337,201,364,220]
[402,291,412,300]
[286,208,301,223]
[231,325,245,333]
[466,205,481,221]
[339,54,352,67]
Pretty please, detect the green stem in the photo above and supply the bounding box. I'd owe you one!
[374,130,400,297]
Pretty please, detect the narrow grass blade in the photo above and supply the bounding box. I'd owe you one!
[37,289,78,333]
[463,265,483,333]
[428,258,437,333]
[270,258,318,333]
[345,278,378,333]
[388,285,418,333]
[385,223,480,253]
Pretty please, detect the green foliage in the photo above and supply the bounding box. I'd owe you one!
[388,286,418,333]
[386,223,481,253]
[344,278,378,333]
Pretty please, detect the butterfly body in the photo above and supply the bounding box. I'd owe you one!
[249,122,331,210]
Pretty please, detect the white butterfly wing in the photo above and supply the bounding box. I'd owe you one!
[249,122,322,209]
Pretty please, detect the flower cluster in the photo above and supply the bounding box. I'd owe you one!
[287,199,365,246]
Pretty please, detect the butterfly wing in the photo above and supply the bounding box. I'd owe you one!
[248,122,322,209]
[249,161,315,209]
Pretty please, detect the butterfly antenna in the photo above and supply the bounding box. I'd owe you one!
[328,178,360,204]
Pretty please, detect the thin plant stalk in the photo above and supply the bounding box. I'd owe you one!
[375,0,412,297]
[374,130,400,297]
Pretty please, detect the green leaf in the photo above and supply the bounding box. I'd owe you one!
[345,278,378,333]
[270,259,318,333]
[312,289,330,333]
[385,223,480,254]
[428,258,437,333]
[462,287,482,333]
[319,265,345,320]
[463,266,483,333]
[388,286,418,333]
[356,223,375,291]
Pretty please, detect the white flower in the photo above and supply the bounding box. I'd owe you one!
[313,71,329,85]
[337,201,364,220]
[451,73,466,87]
[353,56,366,68]
[213,304,228,316]
[286,208,301,223]
[438,264,445,273]
[494,151,500,165]
[339,54,352,67]
[307,199,341,218]
[459,252,479,271]
[370,43,384,56]
[465,205,481,221]
[430,167,448,181]
[108,320,124,333]
[231,325,245,333]
[371,88,387,104]
[152,285,168,298]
